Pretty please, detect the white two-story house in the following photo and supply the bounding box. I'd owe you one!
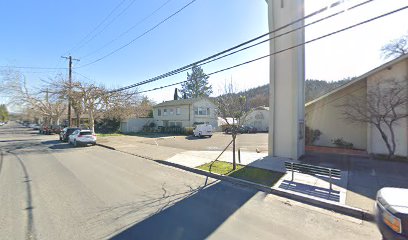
[152,97,218,129]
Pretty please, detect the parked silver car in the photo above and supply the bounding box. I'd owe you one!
[68,129,97,147]
[375,187,408,240]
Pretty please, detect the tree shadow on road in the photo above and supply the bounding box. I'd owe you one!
[108,180,257,240]
[41,140,73,150]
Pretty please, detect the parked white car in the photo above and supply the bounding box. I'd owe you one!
[68,129,97,147]
[193,124,213,138]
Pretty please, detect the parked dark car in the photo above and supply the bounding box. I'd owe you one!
[241,125,257,134]
[60,127,80,142]
[224,125,257,134]
[375,187,408,240]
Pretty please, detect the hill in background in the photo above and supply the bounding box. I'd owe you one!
[237,78,354,109]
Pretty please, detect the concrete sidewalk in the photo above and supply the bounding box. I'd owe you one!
[97,135,408,215]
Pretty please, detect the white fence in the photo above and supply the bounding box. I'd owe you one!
[120,118,153,133]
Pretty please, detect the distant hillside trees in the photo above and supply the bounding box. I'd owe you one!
[181,65,212,98]
[229,78,354,109]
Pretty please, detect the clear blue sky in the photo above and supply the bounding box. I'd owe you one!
[1,0,407,104]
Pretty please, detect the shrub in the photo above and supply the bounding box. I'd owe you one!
[305,126,321,145]
[331,138,353,149]
[184,127,194,135]
[95,118,121,134]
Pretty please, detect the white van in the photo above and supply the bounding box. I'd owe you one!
[193,124,213,138]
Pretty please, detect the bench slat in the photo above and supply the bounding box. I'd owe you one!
[284,162,341,178]
[285,164,340,173]
[284,162,340,172]
[288,166,341,175]
[290,169,341,178]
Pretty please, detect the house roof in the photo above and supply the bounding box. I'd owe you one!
[305,53,408,107]
[153,97,214,108]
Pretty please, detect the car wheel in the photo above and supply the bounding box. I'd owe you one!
[198,133,202,138]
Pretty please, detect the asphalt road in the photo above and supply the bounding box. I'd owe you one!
[0,122,381,240]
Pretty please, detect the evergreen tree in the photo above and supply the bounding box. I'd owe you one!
[181,65,212,98]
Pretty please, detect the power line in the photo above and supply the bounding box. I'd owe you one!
[72,0,138,54]
[0,65,67,70]
[109,0,373,93]
[135,6,408,95]
[64,0,127,55]
[76,0,198,68]
[81,0,173,59]
[72,70,95,82]
[183,0,375,76]
[78,0,350,69]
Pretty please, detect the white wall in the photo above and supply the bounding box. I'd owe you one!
[191,99,218,128]
[367,59,408,156]
[305,80,368,149]
[268,0,305,159]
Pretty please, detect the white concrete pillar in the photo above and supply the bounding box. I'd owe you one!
[267,0,305,159]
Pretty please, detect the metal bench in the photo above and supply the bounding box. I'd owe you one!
[284,162,341,190]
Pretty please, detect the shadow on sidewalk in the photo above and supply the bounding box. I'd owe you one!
[279,180,340,202]
[109,180,256,240]
[300,151,408,201]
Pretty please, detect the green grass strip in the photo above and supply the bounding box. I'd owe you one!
[197,161,284,187]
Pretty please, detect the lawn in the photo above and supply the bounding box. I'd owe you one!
[197,161,284,187]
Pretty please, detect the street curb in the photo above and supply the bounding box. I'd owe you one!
[96,143,374,222]
[96,143,117,151]
[155,160,374,222]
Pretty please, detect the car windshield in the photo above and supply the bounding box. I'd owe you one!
[80,131,92,135]
[67,129,78,134]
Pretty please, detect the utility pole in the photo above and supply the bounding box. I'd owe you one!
[61,56,79,127]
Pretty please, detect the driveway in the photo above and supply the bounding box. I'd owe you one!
[138,132,268,152]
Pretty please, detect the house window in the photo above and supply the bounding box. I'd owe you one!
[176,108,181,115]
[170,108,174,115]
[163,109,168,116]
[176,122,182,127]
[158,109,161,116]
[169,122,175,127]
[195,107,210,116]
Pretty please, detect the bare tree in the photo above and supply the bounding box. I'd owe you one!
[338,79,408,159]
[0,69,67,124]
[216,82,248,170]
[381,33,408,59]
[50,78,145,132]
